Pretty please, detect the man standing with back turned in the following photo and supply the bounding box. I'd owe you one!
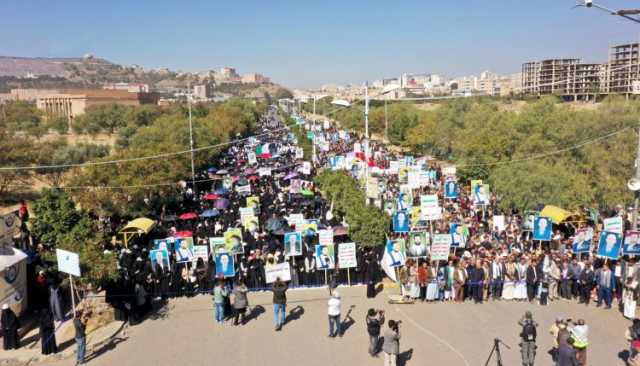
[272,277,288,331]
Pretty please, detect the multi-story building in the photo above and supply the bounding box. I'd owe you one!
[601,42,640,95]
[241,73,270,84]
[103,82,149,93]
[521,59,601,100]
[193,84,213,100]
[37,89,159,126]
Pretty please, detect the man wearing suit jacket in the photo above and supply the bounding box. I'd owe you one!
[453,262,467,302]
[489,256,506,300]
[526,259,539,303]
[469,260,485,304]
[596,264,616,309]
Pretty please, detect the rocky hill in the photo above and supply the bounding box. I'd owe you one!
[0,56,113,77]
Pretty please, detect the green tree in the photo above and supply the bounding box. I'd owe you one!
[31,189,117,286]
[314,170,389,247]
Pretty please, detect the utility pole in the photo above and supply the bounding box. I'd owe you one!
[312,96,317,164]
[364,83,370,205]
[384,98,388,142]
[634,125,640,230]
[187,85,196,195]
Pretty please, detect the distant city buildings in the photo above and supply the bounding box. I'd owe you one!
[103,82,150,93]
[521,42,640,100]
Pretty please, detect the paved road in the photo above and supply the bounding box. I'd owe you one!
[33,285,632,366]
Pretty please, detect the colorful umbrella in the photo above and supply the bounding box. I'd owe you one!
[247,175,259,181]
[214,187,228,195]
[284,172,298,180]
[201,209,220,218]
[244,168,257,175]
[215,198,230,210]
[204,193,220,200]
[175,230,193,238]
[179,212,198,220]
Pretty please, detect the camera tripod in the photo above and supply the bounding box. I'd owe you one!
[484,338,511,366]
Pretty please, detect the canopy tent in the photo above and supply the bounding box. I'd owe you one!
[119,217,156,248]
[539,205,574,224]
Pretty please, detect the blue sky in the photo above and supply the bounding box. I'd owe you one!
[0,0,637,88]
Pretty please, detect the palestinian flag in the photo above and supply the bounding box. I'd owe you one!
[256,143,272,158]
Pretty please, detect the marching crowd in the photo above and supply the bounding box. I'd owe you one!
[4,104,640,366]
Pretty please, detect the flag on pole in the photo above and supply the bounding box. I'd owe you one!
[256,143,271,158]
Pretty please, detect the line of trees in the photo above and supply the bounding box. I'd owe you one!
[306,96,640,212]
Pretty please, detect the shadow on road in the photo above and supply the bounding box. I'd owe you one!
[397,348,413,366]
[244,305,265,323]
[284,306,304,325]
[340,306,356,336]
[619,349,631,365]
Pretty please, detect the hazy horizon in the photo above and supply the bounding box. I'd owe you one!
[1,0,638,89]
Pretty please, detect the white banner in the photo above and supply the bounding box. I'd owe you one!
[604,216,623,234]
[442,165,456,176]
[318,229,334,246]
[259,167,272,176]
[265,262,292,284]
[56,249,81,277]
[420,194,439,209]
[338,242,357,268]
[193,245,209,260]
[431,234,452,261]
[421,206,442,221]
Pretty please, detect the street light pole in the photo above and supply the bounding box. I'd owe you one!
[634,125,640,230]
[384,98,388,142]
[187,87,196,194]
[312,97,317,164]
[364,83,370,205]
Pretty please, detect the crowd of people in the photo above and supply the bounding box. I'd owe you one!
[4,104,640,366]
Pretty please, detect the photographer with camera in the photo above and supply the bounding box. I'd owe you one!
[366,308,385,356]
[518,311,538,366]
[382,319,401,366]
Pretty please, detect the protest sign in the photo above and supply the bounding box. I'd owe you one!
[385,239,406,267]
[431,234,452,261]
[318,229,334,246]
[56,249,80,277]
[493,215,506,232]
[604,216,623,235]
[367,176,379,198]
[338,242,357,268]
[224,228,244,255]
[247,152,257,165]
[572,228,593,254]
[624,230,640,255]
[265,262,292,283]
[532,216,552,241]
[175,237,195,263]
[193,245,209,260]
[407,232,429,257]
[236,184,251,194]
[302,161,311,175]
[420,194,439,209]
[421,206,442,221]
[598,231,622,259]
[258,167,272,176]
[442,165,456,176]
[215,252,235,278]
[408,171,422,189]
[287,213,305,231]
[315,244,335,270]
[209,237,226,255]
[295,147,304,159]
[284,232,303,257]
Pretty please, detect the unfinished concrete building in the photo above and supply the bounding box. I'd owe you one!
[601,42,640,95]
[521,59,601,101]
